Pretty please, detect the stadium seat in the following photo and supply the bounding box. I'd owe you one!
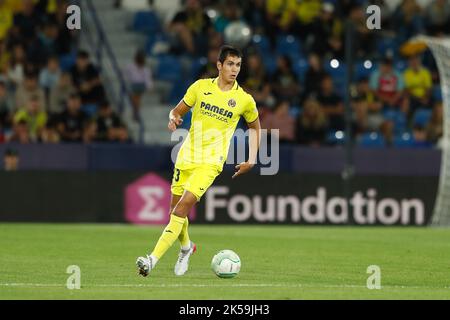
[59,51,77,72]
[433,85,442,102]
[355,60,375,80]
[132,11,160,34]
[292,59,309,82]
[261,53,277,76]
[376,37,399,58]
[394,59,408,72]
[393,132,415,148]
[412,109,432,127]
[326,130,346,146]
[359,132,386,148]
[155,55,182,82]
[145,32,169,56]
[276,34,302,61]
[323,60,347,96]
[82,103,98,117]
[383,109,407,134]
[168,79,190,105]
[289,105,302,118]
[251,34,271,53]
[189,57,208,79]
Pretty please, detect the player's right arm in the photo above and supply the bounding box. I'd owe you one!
[168,100,191,132]
[168,80,200,132]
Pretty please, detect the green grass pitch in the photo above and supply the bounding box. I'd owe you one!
[1,224,450,299]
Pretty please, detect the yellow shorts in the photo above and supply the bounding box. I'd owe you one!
[171,165,221,201]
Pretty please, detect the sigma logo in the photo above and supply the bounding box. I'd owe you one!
[205,187,425,225]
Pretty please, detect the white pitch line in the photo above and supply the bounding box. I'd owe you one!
[1,283,449,290]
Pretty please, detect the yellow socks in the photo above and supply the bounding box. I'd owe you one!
[178,217,191,250]
[151,214,185,260]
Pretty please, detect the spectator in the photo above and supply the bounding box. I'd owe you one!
[28,21,60,68]
[282,0,322,40]
[7,43,26,89]
[214,1,242,33]
[243,0,268,35]
[70,50,105,105]
[40,120,60,143]
[9,119,30,143]
[369,57,407,112]
[354,77,384,131]
[3,148,19,171]
[303,53,327,99]
[348,5,377,59]
[0,80,12,131]
[169,0,212,56]
[241,52,274,109]
[392,0,425,43]
[296,97,328,146]
[48,72,76,116]
[57,93,88,142]
[426,101,443,145]
[198,47,220,79]
[13,94,47,141]
[39,55,61,104]
[425,0,450,36]
[83,119,97,144]
[12,0,40,44]
[96,101,129,143]
[379,119,394,146]
[0,0,14,42]
[351,96,369,137]
[310,2,343,59]
[124,50,154,120]
[260,100,296,144]
[0,39,9,75]
[412,124,431,147]
[316,75,345,130]
[270,55,301,105]
[403,54,433,112]
[15,70,46,111]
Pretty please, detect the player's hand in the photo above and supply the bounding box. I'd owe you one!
[168,116,183,132]
[232,162,254,179]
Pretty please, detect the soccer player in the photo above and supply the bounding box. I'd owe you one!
[136,45,261,277]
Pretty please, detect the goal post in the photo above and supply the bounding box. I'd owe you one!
[415,36,450,226]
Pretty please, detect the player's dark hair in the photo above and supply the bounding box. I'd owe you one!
[218,45,242,64]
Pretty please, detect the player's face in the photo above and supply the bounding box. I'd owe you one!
[218,55,241,82]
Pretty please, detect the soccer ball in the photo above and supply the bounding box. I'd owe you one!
[211,249,241,278]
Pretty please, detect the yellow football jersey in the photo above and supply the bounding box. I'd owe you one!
[176,77,259,171]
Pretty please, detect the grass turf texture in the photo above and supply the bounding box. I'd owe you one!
[1,224,450,300]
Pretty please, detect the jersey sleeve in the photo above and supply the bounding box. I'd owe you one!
[242,95,259,123]
[182,80,200,108]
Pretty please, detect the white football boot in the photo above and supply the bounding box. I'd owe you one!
[136,255,155,277]
[174,241,197,276]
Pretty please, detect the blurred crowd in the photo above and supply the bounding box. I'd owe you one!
[137,0,448,148]
[0,0,130,144]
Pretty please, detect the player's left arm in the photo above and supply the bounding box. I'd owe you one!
[232,117,261,179]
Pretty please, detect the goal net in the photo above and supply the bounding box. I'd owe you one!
[416,36,450,226]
